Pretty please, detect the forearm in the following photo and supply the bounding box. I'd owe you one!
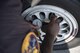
[40,39,53,53]
[40,33,56,53]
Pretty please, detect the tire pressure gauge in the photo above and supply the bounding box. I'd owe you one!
[32,19,42,28]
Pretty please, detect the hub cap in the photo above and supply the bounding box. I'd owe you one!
[22,5,78,45]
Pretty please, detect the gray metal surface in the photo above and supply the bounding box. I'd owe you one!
[53,46,80,53]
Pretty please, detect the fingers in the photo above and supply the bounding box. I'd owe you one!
[31,24,39,30]
[49,13,57,20]
[26,21,39,29]
[27,22,40,36]
[49,13,60,25]
[47,13,60,36]
[49,13,57,24]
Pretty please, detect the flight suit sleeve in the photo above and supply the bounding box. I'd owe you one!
[0,0,37,53]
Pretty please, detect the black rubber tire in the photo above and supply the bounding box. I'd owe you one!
[38,0,80,50]
[21,0,31,12]
[22,0,80,50]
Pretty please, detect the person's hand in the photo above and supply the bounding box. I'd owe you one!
[27,21,39,37]
[40,14,60,53]
[46,14,60,41]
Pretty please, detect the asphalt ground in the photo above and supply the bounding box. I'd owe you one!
[53,46,80,53]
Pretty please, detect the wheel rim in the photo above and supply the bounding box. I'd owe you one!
[22,5,78,45]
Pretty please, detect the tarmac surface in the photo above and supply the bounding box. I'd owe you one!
[53,46,80,53]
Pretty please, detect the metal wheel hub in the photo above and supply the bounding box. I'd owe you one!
[22,5,78,45]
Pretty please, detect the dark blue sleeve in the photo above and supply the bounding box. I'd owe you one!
[0,0,32,53]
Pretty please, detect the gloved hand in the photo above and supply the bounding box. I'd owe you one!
[46,15,60,41]
[40,14,60,53]
[28,13,60,53]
